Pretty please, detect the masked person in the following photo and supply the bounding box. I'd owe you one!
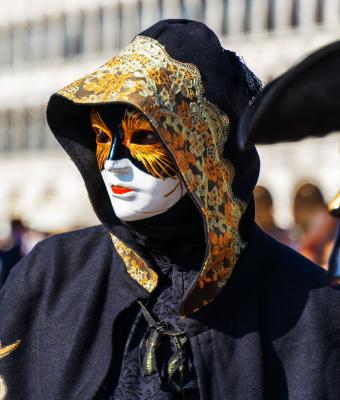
[1,20,340,400]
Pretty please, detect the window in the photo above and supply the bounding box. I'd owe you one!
[63,12,83,58]
[8,26,14,66]
[82,9,105,55]
[46,16,63,60]
[244,0,252,33]
[8,111,26,151]
[98,7,105,53]
[291,0,300,27]
[29,19,47,62]
[0,111,10,151]
[294,183,325,233]
[315,0,324,23]
[181,0,204,21]
[24,22,32,63]
[158,0,164,19]
[25,108,45,149]
[0,26,12,67]
[267,0,276,30]
[44,112,59,149]
[117,3,123,49]
[222,0,229,35]
[11,23,25,65]
[101,4,120,52]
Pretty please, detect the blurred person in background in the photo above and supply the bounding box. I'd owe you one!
[0,219,25,287]
[299,207,338,268]
[254,185,293,246]
[1,20,340,400]
[0,219,47,287]
[254,183,338,267]
[294,183,336,265]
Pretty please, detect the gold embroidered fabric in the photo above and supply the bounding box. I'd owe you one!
[0,339,20,400]
[0,375,7,400]
[0,340,20,360]
[110,233,158,293]
[58,36,246,316]
[90,109,113,171]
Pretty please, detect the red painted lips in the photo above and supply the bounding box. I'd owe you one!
[111,186,133,195]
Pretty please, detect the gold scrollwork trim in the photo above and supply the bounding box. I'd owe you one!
[110,233,158,293]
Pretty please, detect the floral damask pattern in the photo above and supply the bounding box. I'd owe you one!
[58,36,246,316]
[110,234,158,293]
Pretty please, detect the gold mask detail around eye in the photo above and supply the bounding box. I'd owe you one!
[91,108,176,178]
[91,109,112,170]
[121,110,176,179]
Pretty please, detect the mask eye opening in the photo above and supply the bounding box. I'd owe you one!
[94,128,111,144]
[130,130,160,145]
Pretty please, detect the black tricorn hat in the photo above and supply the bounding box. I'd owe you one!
[238,40,340,149]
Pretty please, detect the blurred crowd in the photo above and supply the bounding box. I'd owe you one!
[0,187,338,288]
[254,185,338,269]
[0,219,47,286]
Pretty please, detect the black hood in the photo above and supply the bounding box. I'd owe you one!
[47,19,261,316]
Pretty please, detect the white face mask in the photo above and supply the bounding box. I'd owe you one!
[101,158,187,221]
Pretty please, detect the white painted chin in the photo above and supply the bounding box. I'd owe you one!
[101,158,187,221]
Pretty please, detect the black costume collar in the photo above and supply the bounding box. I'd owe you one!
[122,194,206,261]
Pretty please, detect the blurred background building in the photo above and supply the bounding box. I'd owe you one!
[0,0,339,267]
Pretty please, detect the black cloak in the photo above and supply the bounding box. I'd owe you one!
[1,20,340,400]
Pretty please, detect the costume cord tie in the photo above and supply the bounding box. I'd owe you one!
[138,301,189,392]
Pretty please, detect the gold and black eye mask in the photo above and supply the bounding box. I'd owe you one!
[90,108,176,179]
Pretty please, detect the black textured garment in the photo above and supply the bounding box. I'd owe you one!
[1,224,340,399]
[97,194,204,399]
[0,243,21,287]
[98,252,200,400]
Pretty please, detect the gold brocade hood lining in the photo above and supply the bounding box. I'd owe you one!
[52,35,248,316]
